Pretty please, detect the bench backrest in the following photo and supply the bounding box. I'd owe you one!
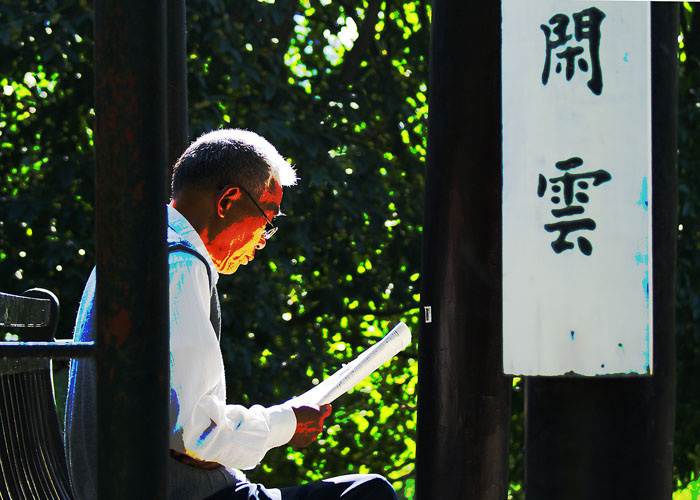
[0,289,75,500]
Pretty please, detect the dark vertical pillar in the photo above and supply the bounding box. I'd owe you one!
[647,5,679,493]
[524,5,678,500]
[417,1,511,500]
[167,0,189,189]
[94,1,169,498]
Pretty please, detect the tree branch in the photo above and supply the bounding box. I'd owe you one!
[269,1,296,49]
[340,0,383,85]
[685,5,700,65]
[286,303,413,327]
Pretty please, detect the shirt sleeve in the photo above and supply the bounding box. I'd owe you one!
[168,251,297,470]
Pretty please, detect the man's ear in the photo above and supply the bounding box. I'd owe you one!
[217,186,242,218]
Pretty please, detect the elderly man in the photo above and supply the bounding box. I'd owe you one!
[65,129,398,500]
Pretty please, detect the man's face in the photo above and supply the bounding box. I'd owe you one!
[205,180,283,275]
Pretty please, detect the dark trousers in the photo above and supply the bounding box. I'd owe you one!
[206,474,398,500]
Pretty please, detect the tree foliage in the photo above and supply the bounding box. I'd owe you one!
[675,2,700,488]
[0,0,94,308]
[1,1,699,498]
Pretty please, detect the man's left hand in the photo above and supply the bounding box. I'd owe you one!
[288,404,332,448]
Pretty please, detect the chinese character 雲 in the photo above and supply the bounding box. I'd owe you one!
[541,7,606,96]
[537,156,612,255]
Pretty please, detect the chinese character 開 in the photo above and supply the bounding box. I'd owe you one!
[541,7,606,96]
[537,156,612,255]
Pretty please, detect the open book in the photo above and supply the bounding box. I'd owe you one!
[288,322,412,407]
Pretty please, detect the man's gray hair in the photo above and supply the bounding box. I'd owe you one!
[171,128,297,195]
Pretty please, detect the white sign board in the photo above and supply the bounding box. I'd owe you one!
[502,0,652,376]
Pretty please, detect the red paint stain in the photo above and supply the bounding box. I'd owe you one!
[111,308,132,345]
[134,180,145,201]
[124,126,135,146]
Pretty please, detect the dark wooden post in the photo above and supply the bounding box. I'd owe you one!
[94,1,169,497]
[417,1,511,499]
[524,5,678,500]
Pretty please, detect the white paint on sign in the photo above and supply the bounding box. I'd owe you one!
[502,0,652,376]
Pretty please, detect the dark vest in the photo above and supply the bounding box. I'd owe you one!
[167,227,221,339]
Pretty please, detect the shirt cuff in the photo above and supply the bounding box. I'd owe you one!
[266,404,297,449]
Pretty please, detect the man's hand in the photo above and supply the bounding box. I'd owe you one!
[288,404,332,448]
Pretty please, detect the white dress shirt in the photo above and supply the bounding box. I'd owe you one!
[167,204,296,474]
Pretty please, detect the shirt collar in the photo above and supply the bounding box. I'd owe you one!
[167,204,219,286]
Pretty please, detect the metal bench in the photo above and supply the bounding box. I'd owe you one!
[0,289,92,500]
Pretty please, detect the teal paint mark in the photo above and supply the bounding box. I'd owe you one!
[624,52,629,62]
[635,252,648,265]
[642,323,651,371]
[643,271,650,306]
[636,176,652,373]
[637,177,649,211]
[570,330,575,340]
[642,271,651,368]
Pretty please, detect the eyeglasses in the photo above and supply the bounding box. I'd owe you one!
[237,185,278,240]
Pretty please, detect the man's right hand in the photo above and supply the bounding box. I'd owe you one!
[288,404,332,448]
